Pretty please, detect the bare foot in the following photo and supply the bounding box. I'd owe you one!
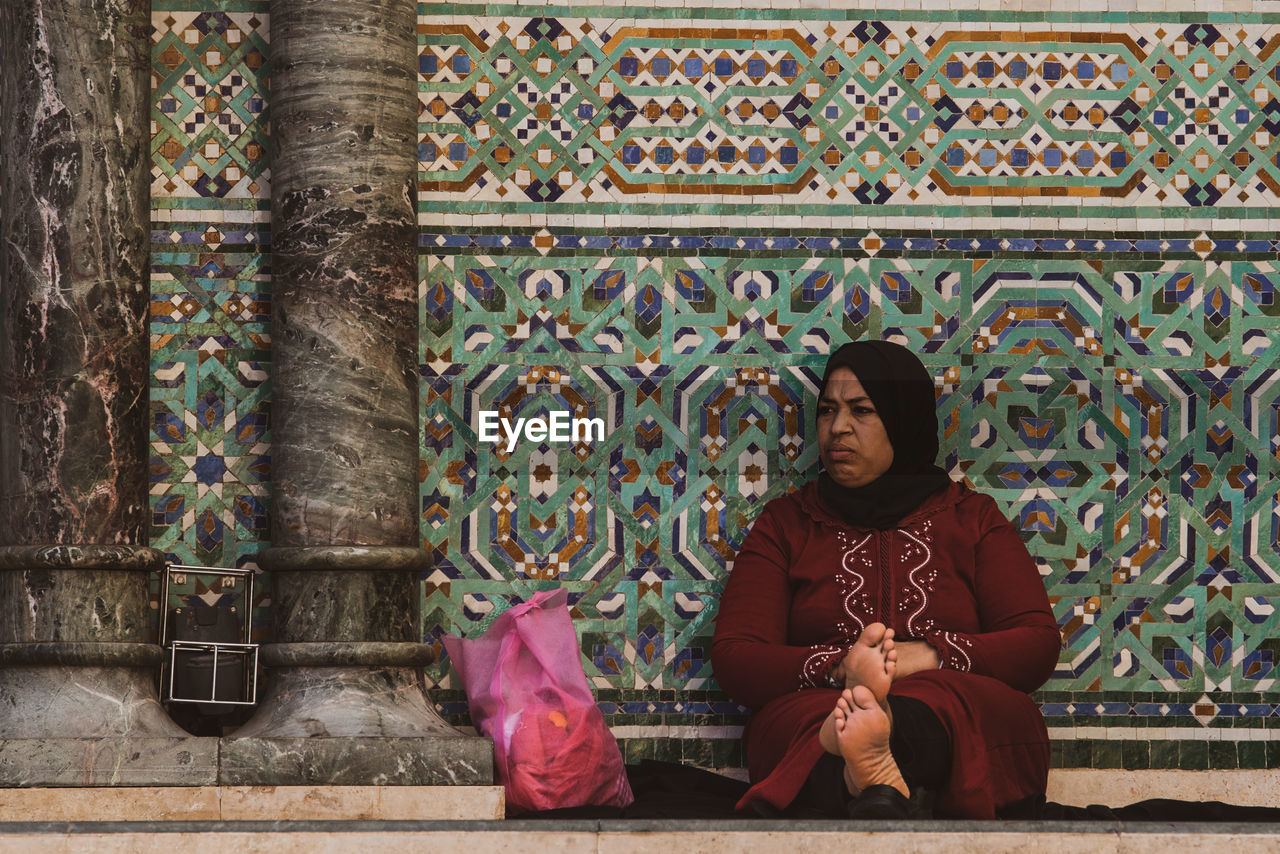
[843,623,896,700]
[818,623,897,754]
[834,685,908,799]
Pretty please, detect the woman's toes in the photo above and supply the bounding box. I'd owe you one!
[859,623,886,648]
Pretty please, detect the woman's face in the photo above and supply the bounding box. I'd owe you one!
[817,367,895,488]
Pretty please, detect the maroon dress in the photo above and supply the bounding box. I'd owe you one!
[711,479,1061,818]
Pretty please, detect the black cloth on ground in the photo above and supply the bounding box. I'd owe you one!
[522,759,750,819]
[522,759,1280,821]
[998,795,1280,823]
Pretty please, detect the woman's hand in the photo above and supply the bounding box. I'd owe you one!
[831,637,939,683]
[891,640,941,680]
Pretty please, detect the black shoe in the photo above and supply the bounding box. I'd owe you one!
[847,784,915,819]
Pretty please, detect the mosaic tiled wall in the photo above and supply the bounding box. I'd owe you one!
[150,1,1280,772]
[149,4,272,600]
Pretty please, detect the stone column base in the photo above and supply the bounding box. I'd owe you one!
[0,737,219,787]
[0,547,205,787]
[220,658,493,786]
[0,653,219,787]
[0,784,505,820]
[219,736,493,786]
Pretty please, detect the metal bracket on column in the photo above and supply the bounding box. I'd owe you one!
[160,564,259,708]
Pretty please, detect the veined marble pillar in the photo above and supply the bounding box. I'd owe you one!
[0,0,215,784]
[219,0,491,785]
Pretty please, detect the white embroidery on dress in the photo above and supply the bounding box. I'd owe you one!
[800,644,846,688]
[936,631,974,671]
[886,519,939,638]
[900,523,937,636]
[835,529,874,638]
[885,520,974,672]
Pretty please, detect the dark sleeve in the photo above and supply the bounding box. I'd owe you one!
[922,497,1061,694]
[710,502,848,711]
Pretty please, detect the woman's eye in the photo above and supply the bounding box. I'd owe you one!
[817,406,834,416]
[853,407,875,416]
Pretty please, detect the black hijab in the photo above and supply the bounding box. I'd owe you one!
[816,340,953,529]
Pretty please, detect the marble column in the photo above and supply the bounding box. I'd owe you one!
[219,0,491,785]
[0,0,216,784]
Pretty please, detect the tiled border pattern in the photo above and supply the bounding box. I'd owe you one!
[421,228,1280,258]
[419,11,1280,218]
[446,2,1280,11]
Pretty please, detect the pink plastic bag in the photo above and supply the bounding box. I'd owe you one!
[443,588,634,814]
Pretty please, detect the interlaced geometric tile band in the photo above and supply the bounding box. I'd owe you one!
[420,18,1280,207]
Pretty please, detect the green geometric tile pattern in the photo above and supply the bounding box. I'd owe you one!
[419,248,1280,702]
[152,8,270,199]
[149,5,272,581]
[149,230,271,572]
[419,14,1280,210]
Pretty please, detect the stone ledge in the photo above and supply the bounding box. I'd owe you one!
[217,736,493,786]
[0,785,504,822]
[0,738,219,787]
[1047,769,1280,808]
[2,821,1280,854]
[0,734,493,788]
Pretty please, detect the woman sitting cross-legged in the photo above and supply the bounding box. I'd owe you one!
[710,340,1062,819]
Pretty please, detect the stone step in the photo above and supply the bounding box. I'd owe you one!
[1048,769,1279,809]
[0,786,504,822]
[3,820,1280,854]
[2,769,1276,823]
